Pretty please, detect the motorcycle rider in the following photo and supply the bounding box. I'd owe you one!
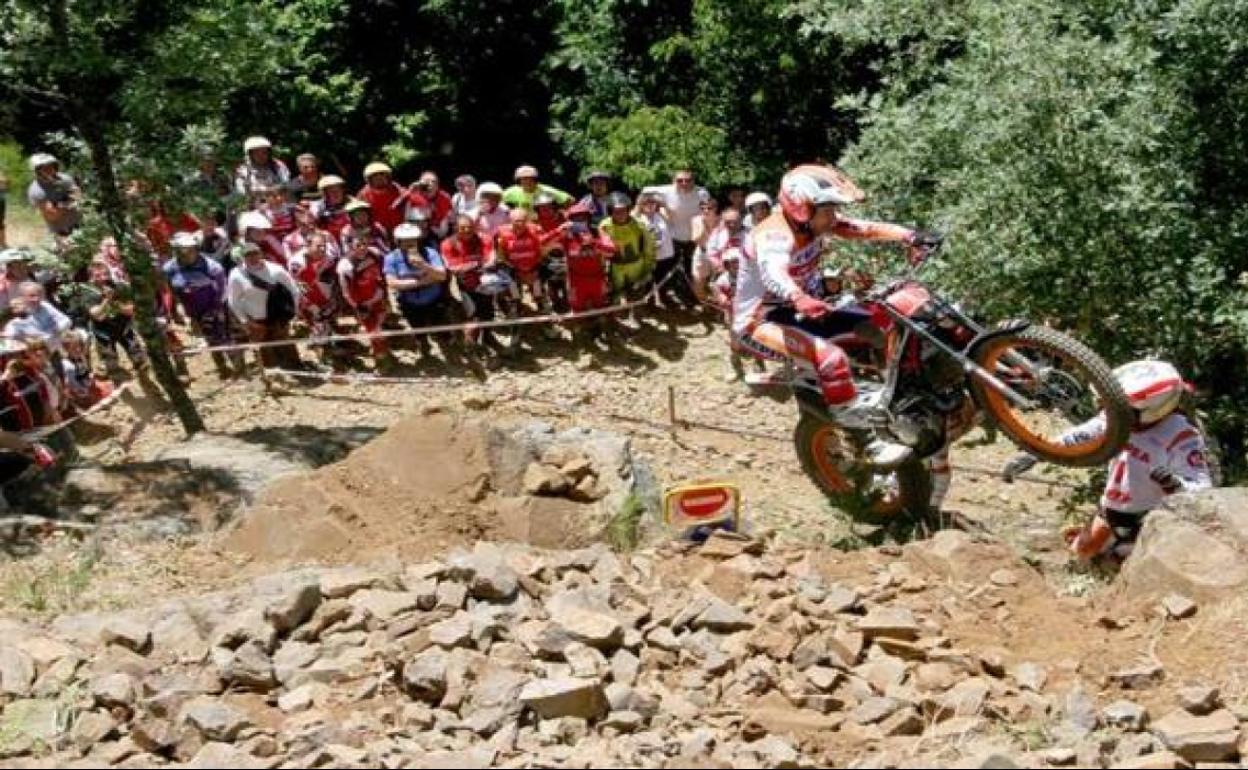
[733,163,940,469]
[1002,360,1213,561]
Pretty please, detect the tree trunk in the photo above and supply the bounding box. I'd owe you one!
[77,121,205,436]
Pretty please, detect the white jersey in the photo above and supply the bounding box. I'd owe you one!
[732,214,820,334]
[1065,413,1212,513]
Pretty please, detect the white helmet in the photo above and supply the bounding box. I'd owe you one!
[29,153,59,171]
[394,223,423,242]
[745,192,772,210]
[238,210,272,232]
[171,231,200,250]
[1113,360,1187,424]
[243,136,272,153]
[477,182,503,199]
[477,271,514,296]
[778,164,864,224]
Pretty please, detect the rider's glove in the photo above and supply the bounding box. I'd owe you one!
[1002,453,1038,483]
[906,230,943,266]
[794,293,830,319]
[1149,465,1183,494]
[909,230,943,247]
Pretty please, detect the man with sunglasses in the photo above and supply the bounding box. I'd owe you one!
[657,170,708,304]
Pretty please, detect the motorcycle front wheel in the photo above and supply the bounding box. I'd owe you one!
[794,415,932,525]
[970,325,1131,467]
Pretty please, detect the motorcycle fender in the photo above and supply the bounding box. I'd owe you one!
[793,388,828,419]
[964,319,1031,413]
[966,319,1031,362]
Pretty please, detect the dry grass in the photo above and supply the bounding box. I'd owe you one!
[5,204,47,248]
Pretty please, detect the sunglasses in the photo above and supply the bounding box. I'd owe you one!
[676,177,694,184]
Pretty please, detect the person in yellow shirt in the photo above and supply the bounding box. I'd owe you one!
[598,193,656,303]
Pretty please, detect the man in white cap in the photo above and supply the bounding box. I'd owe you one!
[234,136,290,199]
[26,154,82,237]
[227,241,302,372]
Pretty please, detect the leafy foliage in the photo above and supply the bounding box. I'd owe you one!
[1,0,1246,468]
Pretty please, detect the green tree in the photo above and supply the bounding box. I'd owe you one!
[799,0,1248,471]
[0,0,348,435]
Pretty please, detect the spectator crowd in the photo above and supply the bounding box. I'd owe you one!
[0,137,779,447]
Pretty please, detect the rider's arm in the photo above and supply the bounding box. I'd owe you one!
[1162,421,1214,492]
[754,228,805,301]
[832,217,916,244]
[1058,415,1108,447]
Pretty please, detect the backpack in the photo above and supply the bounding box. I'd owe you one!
[245,270,297,324]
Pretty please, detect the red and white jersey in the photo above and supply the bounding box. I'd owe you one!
[733,212,821,334]
[733,211,915,334]
[1065,412,1213,513]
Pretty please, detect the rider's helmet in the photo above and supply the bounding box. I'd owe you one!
[345,199,372,216]
[477,182,504,200]
[566,202,593,220]
[778,164,864,224]
[533,193,556,209]
[607,192,632,211]
[243,136,272,154]
[1113,360,1188,425]
[237,210,272,232]
[584,170,610,184]
[513,165,539,181]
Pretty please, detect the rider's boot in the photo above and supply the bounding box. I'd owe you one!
[832,386,913,470]
[842,428,913,471]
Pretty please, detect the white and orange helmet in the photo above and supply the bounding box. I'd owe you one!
[1113,360,1189,424]
[777,164,864,224]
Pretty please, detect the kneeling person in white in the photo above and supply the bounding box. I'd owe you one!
[1003,360,1213,561]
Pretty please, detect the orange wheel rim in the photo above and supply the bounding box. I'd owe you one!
[978,340,1110,460]
[809,425,902,515]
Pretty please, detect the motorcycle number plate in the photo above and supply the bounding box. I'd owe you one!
[663,482,741,531]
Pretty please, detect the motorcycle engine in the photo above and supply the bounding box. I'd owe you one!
[889,355,969,455]
[889,397,947,455]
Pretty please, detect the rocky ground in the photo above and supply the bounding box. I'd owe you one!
[2,310,1247,768]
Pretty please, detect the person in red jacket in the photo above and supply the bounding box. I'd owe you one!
[345,200,392,254]
[313,175,352,240]
[441,214,497,350]
[145,200,200,260]
[556,203,616,364]
[495,207,549,313]
[288,231,342,363]
[405,172,454,239]
[356,162,407,235]
[336,232,392,369]
[533,194,569,312]
[258,184,297,239]
[560,203,614,312]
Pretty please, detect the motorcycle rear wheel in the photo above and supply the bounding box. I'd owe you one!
[970,325,1131,467]
[794,415,932,525]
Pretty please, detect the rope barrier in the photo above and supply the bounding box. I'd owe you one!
[177,266,684,358]
[22,382,132,441]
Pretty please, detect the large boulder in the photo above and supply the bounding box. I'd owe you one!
[1119,503,1248,603]
[156,433,310,504]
